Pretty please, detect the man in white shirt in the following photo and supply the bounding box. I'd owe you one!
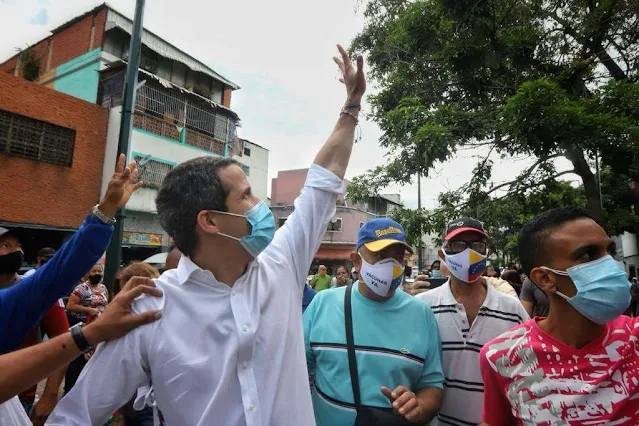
[47,45,366,426]
[417,217,528,426]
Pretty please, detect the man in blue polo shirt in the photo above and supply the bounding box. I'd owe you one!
[304,218,444,425]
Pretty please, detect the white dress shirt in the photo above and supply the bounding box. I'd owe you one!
[47,164,344,426]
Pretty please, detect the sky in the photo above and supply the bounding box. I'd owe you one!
[0,0,578,210]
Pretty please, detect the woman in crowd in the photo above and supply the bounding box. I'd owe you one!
[66,264,109,324]
[331,265,351,288]
[64,263,109,394]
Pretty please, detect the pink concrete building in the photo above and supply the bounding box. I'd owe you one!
[270,168,402,275]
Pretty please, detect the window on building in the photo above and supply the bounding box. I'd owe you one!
[327,218,343,232]
[244,147,251,157]
[241,165,250,176]
[277,217,287,228]
[0,109,75,167]
[134,154,174,188]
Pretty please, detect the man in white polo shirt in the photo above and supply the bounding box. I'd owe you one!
[417,217,528,426]
[48,45,366,426]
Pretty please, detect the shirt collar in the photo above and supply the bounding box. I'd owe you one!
[441,278,499,309]
[482,281,499,310]
[175,254,260,287]
[176,254,200,286]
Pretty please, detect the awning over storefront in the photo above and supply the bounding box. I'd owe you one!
[314,247,353,260]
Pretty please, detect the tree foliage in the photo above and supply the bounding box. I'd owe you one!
[350,0,639,227]
[389,180,586,260]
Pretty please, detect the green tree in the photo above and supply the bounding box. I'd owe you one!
[348,0,639,225]
[389,180,586,260]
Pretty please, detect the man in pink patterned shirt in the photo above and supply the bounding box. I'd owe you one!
[480,206,639,426]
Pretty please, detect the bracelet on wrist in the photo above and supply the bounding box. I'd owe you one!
[344,102,361,110]
[92,204,116,225]
[340,108,359,124]
[69,323,94,354]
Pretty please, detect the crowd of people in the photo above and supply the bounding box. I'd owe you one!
[0,44,639,426]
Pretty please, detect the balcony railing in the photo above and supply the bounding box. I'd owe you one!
[99,72,239,156]
[136,84,236,145]
[184,129,225,155]
[133,113,181,141]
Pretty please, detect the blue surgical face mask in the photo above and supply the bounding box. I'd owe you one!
[542,255,631,324]
[430,269,442,278]
[212,201,276,258]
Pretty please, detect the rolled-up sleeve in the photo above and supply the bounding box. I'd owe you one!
[263,164,344,290]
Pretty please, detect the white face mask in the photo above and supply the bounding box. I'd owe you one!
[359,255,405,297]
[442,247,487,284]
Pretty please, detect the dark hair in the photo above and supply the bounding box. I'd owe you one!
[430,260,441,269]
[156,157,240,257]
[518,206,595,276]
[336,265,348,273]
[501,270,522,285]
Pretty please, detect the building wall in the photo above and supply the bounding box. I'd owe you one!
[271,169,310,206]
[0,72,108,229]
[123,211,170,248]
[234,141,269,202]
[272,207,370,246]
[0,7,107,79]
[50,8,107,67]
[53,48,102,103]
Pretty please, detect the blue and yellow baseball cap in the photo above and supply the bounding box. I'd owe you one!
[356,218,413,254]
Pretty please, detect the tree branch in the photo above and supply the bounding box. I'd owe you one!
[483,154,563,197]
[596,45,628,80]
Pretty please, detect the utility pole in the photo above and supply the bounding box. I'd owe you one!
[103,0,146,293]
[417,172,423,272]
[595,149,603,211]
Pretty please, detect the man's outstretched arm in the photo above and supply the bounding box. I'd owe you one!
[263,45,367,289]
[0,278,161,404]
[313,45,365,179]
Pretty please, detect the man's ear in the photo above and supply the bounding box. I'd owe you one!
[438,248,445,260]
[196,210,220,235]
[350,252,362,271]
[530,267,557,294]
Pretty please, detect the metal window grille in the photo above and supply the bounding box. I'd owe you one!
[134,155,174,188]
[0,109,75,167]
[100,72,125,108]
[135,83,237,145]
[326,218,343,232]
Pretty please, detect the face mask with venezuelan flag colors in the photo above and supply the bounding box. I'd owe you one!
[359,256,405,297]
[443,247,487,283]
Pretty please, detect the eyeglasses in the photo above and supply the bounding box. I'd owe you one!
[445,240,487,254]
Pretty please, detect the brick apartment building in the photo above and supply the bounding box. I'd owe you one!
[0,72,109,264]
[270,168,402,276]
[0,3,268,263]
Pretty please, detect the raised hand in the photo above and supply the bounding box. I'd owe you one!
[333,44,366,104]
[99,154,144,217]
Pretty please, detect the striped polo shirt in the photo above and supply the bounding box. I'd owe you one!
[304,283,444,426]
[416,281,529,426]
